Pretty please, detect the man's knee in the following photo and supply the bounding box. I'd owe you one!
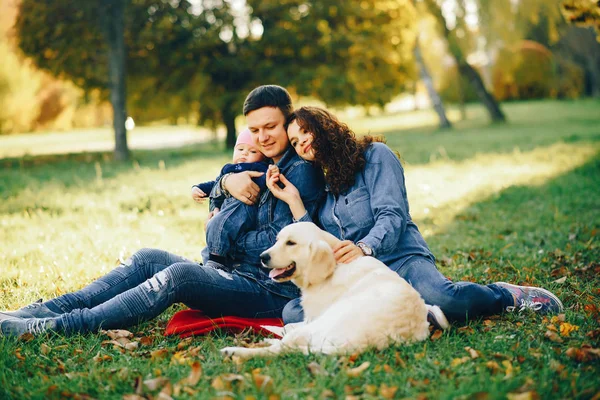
[282,298,304,324]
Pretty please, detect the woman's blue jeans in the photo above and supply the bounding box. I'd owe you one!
[282,255,514,324]
[41,248,295,335]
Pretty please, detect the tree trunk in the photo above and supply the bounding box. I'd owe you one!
[424,0,506,123]
[223,107,237,150]
[414,39,451,129]
[102,0,129,161]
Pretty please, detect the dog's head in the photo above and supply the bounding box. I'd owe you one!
[260,222,340,288]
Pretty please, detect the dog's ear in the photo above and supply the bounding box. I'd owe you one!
[306,240,336,286]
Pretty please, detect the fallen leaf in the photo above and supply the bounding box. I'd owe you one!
[123,396,146,400]
[379,383,398,399]
[451,357,470,367]
[320,389,335,398]
[144,377,169,391]
[430,330,443,341]
[139,336,154,346]
[507,391,539,400]
[40,343,51,355]
[15,349,25,361]
[566,345,600,362]
[346,361,370,377]
[394,352,407,368]
[365,385,378,395]
[92,352,112,363]
[486,361,500,374]
[157,382,173,400]
[307,361,329,376]
[151,348,169,360]
[502,360,514,378]
[544,330,563,343]
[180,361,202,386]
[559,322,579,337]
[552,276,567,284]
[251,369,274,393]
[457,326,475,335]
[102,329,133,340]
[19,333,34,342]
[465,346,480,359]
[176,337,193,350]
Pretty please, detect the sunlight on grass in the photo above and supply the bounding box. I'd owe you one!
[406,142,600,238]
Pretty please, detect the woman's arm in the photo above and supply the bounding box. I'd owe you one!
[359,144,409,257]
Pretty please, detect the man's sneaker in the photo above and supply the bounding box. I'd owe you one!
[0,299,61,319]
[426,305,450,330]
[0,317,58,337]
[495,282,564,314]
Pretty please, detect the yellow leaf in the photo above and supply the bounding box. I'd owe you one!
[451,356,470,367]
[559,322,579,337]
[346,361,370,377]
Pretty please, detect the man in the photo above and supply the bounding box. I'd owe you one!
[0,85,325,337]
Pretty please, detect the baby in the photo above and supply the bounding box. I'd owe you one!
[192,128,270,268]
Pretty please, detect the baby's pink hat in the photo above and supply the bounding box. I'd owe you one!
[235,128,256,147]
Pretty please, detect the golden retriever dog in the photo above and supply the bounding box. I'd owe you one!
[221,222,439,358]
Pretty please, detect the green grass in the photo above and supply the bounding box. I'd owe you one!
[1,99,599,399]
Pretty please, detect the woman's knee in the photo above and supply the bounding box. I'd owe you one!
[282,298,304,324]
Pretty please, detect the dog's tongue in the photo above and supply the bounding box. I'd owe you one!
[269,266,290,279]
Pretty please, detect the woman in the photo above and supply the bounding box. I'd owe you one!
[266,106,563,325]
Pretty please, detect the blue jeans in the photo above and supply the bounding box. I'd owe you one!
[40,248,297,335]
[282,255,514,324]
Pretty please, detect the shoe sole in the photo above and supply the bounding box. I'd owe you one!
[496,281,564,312]
[427,305,450,330]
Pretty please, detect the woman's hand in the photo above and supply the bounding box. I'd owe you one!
[191,187,207,203]
[223,171,263,205]
[267,165,307,220]
[266,165,300,204]
[333,240,363,264]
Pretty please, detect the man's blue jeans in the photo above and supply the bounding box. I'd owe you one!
[282,255,515,324]
[39,248,295,335]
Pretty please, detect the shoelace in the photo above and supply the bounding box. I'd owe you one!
[26,319,49,335]
[506,299,543,312]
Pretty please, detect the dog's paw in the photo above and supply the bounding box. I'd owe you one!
[220,346,240,357]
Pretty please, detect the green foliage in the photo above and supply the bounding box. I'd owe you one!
[492,41,558,101]
[0,100,599,399]
[438,66,480,104]
[15,0,417,146]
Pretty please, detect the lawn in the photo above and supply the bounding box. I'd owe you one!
[0,99,599,399]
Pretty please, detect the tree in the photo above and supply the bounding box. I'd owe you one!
[16,0,418,150]
[423,0,506,123]
[414,37,451,129]
[562,0,600,39]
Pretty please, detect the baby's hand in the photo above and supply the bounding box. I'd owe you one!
[268,164,280,180]
[192,187,207,203]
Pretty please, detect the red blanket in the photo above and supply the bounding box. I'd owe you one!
[165,309,284,338]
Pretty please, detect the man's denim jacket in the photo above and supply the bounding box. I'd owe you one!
[211,147,325,266]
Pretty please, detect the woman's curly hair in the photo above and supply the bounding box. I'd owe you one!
[286,106,385,196]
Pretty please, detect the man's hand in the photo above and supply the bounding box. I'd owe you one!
[192,187,207,203]
[333,240,363,264]
[224,171,263,205]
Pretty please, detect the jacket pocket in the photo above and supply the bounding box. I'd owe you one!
[344,187,374,229]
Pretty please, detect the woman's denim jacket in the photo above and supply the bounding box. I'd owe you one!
[318,143,434,269]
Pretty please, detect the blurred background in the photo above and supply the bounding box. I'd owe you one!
[0,0,598,160]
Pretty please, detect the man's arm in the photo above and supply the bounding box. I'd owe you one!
[232,161,324,264]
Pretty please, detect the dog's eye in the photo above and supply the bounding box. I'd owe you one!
[286,240,296,246]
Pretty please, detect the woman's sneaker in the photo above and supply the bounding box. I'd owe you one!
[426,305,450,330]
[0,299,61,319]
[495,282,564,314]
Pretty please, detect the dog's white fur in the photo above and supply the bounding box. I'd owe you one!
[221,222,431,358]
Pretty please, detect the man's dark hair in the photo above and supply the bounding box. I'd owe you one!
[243,85,293,118]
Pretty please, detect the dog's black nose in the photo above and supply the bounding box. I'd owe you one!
[260,252,270,264]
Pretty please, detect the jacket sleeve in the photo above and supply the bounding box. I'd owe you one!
[358,144,409,257]
[232,161,323,264]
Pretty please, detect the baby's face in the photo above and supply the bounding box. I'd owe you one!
[233,143,265,164]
